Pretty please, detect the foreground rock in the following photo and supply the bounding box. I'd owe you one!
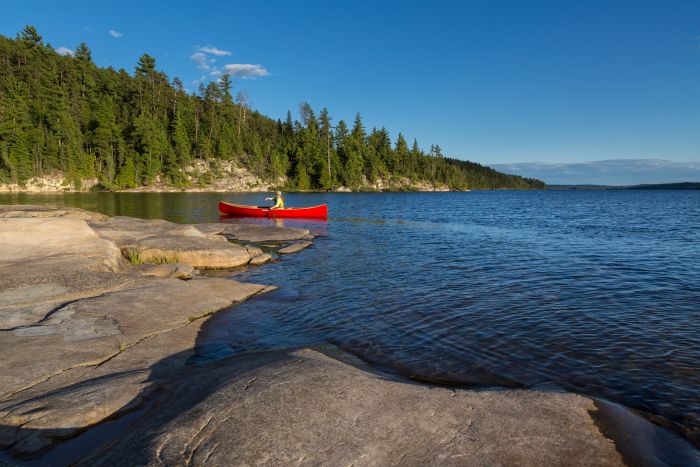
[0,277,267,456]
[41,347,697,466]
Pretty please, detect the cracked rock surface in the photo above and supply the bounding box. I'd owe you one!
[0,205,287,459]
[75,346,699,467]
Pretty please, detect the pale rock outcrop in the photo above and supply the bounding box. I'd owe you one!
[244,244,264,258]
[249,253,273,265]
[0,204,108,221]
[126,236,251,269]
[88,216,208,248]
[0,218,124,273]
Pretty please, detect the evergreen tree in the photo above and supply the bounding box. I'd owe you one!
[19,25,42,48]
[74,42,92,62]
[344,113,366,188]
[171,107,191,172]
[394,132,409,176]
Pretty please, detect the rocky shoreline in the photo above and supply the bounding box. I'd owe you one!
[0,164,452,194]
[0,205,697,465]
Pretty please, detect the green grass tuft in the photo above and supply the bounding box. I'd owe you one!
[124,249,143,265]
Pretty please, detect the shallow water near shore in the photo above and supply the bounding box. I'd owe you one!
[3,190,699,447]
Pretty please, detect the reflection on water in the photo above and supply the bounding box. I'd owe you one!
[3,190,699,448]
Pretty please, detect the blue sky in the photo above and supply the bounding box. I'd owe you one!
[3,0,700,184]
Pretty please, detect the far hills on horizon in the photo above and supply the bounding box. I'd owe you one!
[547,182,700,190]
[0,26,544,192]
[491,159,700,187]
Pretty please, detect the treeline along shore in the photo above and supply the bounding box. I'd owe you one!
[0,26,544,192]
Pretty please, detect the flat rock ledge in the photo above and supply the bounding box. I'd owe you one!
[1,205,697,466]
[0,204,319,462]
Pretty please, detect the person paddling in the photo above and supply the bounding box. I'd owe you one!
[265,191,285,209]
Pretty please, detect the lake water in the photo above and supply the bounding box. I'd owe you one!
[3,190,699,447]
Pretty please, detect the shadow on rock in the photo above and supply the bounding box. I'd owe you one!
[2,339,699,466]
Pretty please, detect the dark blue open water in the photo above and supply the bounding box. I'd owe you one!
[3,190,699,447]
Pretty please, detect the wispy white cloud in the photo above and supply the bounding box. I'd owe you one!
[190,52,211,70]
[56,46,74,56]
[190,46,232,75]
[192,75,206,86]
[190,52,217,71]
[108,30,122,38]
[189,45,268,83]
[197,46,231,56]
[222,63,269,79]
[490,159,700,185]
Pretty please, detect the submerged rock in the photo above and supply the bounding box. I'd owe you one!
[278,241,312,254]
[195,223,309,242]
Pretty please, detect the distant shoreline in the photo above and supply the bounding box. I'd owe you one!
[547,182,700,190]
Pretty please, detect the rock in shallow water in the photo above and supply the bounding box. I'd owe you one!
[194,223,310,242]
[249,253,272,265]
[244,244,263,258]
[278,241,312,254]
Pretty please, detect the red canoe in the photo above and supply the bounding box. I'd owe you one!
[218,201,328,218]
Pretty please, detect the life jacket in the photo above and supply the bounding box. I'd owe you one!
[275,195,285,208]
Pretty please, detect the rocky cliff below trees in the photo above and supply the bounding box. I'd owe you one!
[0,161,454,193]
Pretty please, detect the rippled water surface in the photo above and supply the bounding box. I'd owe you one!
[4,190,699,446]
